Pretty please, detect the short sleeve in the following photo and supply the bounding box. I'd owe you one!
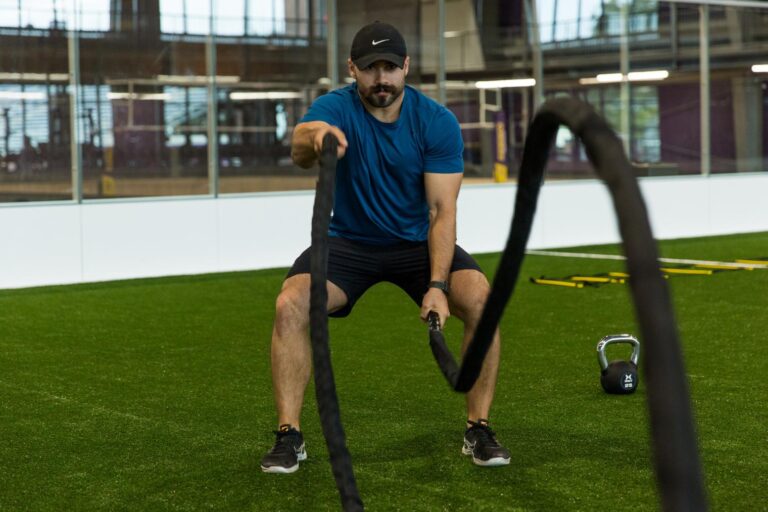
[299,91,345,129]
[423,108,464,174]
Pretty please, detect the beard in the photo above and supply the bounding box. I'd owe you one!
[361,82,404,108]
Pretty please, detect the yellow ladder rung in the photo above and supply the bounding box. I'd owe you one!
[609,272,630,278]
[735,259,768,265]
[571,276,611,283]
[531,278,584,288]
[661,267,713,275]
[694,264,747,271]
[571,276,626,284]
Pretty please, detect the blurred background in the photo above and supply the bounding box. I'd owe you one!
[0,0,766,202]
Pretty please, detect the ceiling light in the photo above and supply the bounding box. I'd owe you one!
[157,74,240,84]
[628,70,669,81]
[596,73,624,83]
[230,91,302,100]
[475,78,536,89]
[581,70,669,85]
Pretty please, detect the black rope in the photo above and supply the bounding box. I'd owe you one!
[309,99,706,511]
[427,97,707,511]
[309,133,364,511]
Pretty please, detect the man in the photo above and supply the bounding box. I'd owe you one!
[261,21,509,474]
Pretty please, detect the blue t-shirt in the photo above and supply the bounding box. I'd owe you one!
[300,84,463,245]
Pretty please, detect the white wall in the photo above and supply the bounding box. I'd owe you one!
[1,173,767,290]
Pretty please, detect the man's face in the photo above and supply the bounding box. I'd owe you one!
[349,57,409,109]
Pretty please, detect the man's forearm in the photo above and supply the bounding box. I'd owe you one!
[428,209,457,282]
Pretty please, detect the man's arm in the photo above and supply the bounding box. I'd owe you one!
[421,172,463,327]
[291,121,348,169]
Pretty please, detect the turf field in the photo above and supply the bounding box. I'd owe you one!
[1,232,766,511]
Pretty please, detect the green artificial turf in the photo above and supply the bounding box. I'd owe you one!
[1,232,766,511]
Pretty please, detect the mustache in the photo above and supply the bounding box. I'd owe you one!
[370,84,395,93]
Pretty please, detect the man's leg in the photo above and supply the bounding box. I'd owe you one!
[447,269,500,421]
[448,268,509,467]
[262,273,348,473]
[271,273,348,429]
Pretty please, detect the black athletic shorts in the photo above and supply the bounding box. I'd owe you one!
[286,236,483,317]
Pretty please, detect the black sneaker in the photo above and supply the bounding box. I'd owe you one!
[462,419,510,467]
[260,425,307,474]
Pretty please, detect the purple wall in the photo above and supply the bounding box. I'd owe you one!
[498,0,523,29]
[658,81,736,173]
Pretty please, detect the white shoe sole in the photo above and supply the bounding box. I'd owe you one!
[261,463,299,474]
[462,443,510,467]
[261,445,307,474]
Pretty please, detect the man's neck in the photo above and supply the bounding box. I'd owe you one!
[359,89,405,123]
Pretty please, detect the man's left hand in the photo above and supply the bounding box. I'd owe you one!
[421,288,450,329]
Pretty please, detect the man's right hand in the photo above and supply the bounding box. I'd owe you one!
[291,121,348,168]
[312,125,348,160]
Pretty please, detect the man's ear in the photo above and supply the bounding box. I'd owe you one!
[403,56,410,76]
[347,58,356,78]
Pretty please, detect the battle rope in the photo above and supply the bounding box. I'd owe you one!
[309,133,363,511]
[310,99,707,511]
[426,97,707,511]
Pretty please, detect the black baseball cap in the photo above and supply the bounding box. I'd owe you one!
[350,21,407,69]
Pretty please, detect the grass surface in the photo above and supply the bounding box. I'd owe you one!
[1,232,767,511]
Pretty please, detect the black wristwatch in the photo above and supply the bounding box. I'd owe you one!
[428,280,450,296]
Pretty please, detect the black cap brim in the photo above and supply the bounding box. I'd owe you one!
[353,53,405,69]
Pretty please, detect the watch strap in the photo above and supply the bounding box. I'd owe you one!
[428,280,450,295]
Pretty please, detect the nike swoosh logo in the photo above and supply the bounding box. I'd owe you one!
[372,39,389,46]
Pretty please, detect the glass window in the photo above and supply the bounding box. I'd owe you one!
[0,76,72,201]
[160,0,185,33]
[0,1,17,28]
[632,86,660,162]
[0,84,48,168]
[601,86,622,133]
[20,0,54,29]
[160,0,212,35]
[248,0,286,36]
[184,0,211,35]
[78,0,111,31]
[0,0,109,31]
[216,0,244,36]
[579,0,603,39]
[161,0,286,36]
[554,1,579,42]
[538,0,659,41]
[535,0,556,44]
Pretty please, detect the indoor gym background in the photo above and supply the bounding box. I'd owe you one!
[1,0,768,510]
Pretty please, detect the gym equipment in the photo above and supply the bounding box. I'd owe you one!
[310,134,363,512]
[530,277,585,288]
[309,98,707,512]
[597,334,640,394]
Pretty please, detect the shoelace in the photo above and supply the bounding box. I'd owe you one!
[466,420,501,447]
[270,429,301,455]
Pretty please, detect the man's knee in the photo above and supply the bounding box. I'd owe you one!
[451,271,491,321]
[274,287,309,337]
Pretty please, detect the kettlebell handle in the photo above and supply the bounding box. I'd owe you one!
[597,334,640,370]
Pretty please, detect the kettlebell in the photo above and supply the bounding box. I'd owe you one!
[596,334,640,394]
